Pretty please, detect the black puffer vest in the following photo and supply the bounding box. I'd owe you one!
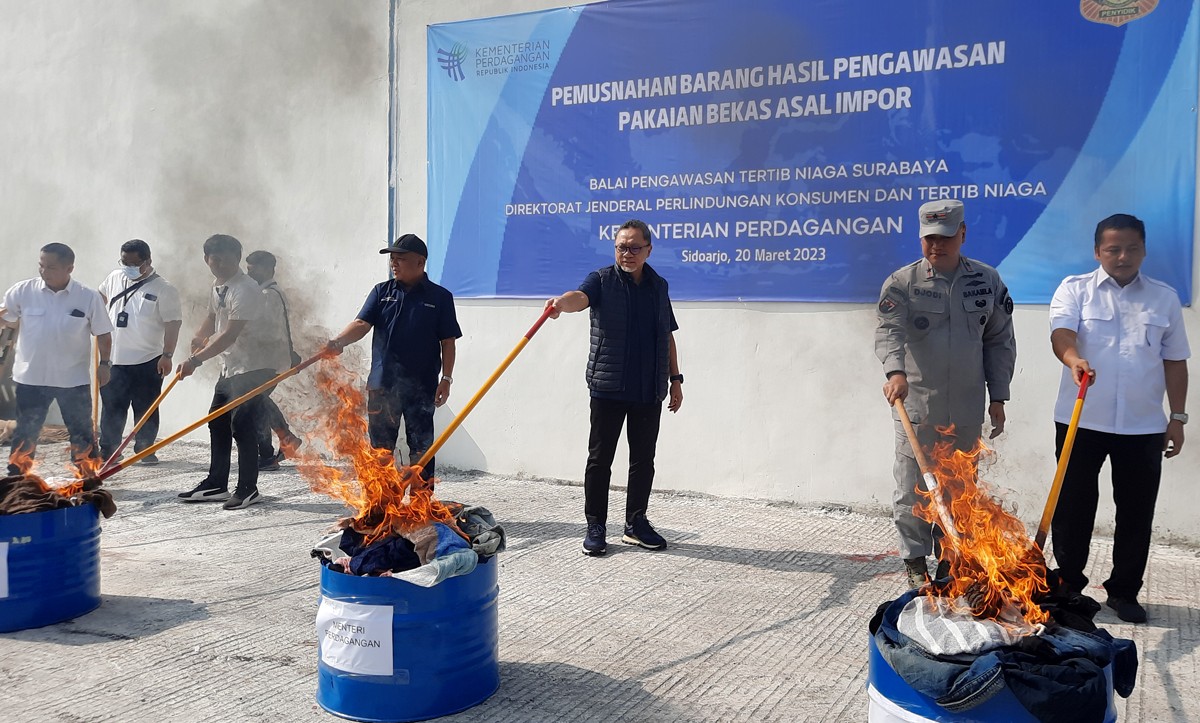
[586,264,672,402]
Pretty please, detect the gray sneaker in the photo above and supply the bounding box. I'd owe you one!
[223,489,262,510]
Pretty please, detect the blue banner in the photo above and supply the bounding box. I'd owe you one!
[427,0,1196,303]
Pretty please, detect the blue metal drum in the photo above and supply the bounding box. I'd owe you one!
[316,555,500,722]
[866,634,1116,722]
[0,504,102,633]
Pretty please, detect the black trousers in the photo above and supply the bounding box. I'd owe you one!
[1051,423,1163,599]
[368,382,435,481]
[584,397,662,526]
[256,393,294,461]
[99,356,164,458]
[206,369,275,493]
[8,383,97,472]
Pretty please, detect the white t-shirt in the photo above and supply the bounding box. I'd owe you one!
[98,269,183,366]
[1050,268,1191,434]
[2,277,114,387]
[210,271,269,377]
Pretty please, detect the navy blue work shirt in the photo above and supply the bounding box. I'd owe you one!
[580,267,678,403]
[356,274,462,390]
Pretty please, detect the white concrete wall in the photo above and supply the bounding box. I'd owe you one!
[1,0,1196,544]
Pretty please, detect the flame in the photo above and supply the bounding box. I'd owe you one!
[292,357,458,543]
[915,432,1049,628]
[5,448,95,497]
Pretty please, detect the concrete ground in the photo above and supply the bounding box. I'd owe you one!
[1,440,1197,722]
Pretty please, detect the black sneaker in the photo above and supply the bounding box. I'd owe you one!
[178,480,230,502]
[1106,596,1147,623]
[223,489,262,510]
[583,522,607,556]
[136,453,160,466]
[258,451,283,471]
[622,513,667,550]
[6,463,21,477]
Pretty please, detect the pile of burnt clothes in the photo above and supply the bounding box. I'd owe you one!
[870,577,1138,721]
[311,502,505,588]
[0,474,116,518]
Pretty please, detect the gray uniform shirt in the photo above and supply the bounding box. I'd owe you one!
[875,256,1016,428]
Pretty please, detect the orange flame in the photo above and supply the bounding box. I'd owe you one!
[292,358,458,543]
[915,433,1049,628]
[5,448,95,497]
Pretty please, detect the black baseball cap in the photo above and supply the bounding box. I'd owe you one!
[380,233,428,258]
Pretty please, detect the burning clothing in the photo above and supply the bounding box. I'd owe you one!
[0,474,116,518]
[897,594,1038,656]
[316,522,472,579]
[876,256,1016,559]
[872,589,1136,721]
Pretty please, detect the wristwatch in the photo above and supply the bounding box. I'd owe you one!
[188,355,203,368]
[669,374,684,384]
[441,375,453,384]
[1170,412,1188,424]
[99,360,112,367]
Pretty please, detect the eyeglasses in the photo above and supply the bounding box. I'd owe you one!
[615,244,649,256]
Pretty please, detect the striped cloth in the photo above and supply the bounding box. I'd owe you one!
[897,594,1043,656]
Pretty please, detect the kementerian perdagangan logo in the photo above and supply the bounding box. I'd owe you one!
[437,43,468,81]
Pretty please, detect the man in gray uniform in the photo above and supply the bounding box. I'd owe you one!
[875,199,1017,587]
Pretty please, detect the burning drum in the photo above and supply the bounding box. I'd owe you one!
[315,555,500,723]
[0,504,102,632]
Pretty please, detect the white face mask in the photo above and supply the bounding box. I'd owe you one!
[121,264,144,280]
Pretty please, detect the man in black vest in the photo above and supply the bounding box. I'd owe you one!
[545,219,684,556]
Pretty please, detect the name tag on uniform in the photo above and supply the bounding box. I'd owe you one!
[144,293,158,302]
[423,303,436,309]
[69,308,85,318]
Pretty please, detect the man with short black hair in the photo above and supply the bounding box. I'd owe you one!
[2,243,114,475]
[545,219,685,556]
[177,234,272,509]
[1049,213,1190,623]
[245,250,302,470]
[98,239,182,466]
[326,234,461,482]
[876,199,1017,588]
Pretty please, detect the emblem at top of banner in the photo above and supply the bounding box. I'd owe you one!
[437,42,468,82]
[1080,0,1158,27]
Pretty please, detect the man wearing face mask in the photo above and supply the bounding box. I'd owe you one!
[544,219,684,556]
[97,239,183,466]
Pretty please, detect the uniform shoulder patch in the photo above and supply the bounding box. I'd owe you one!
[879,297,897,313]
[1003,293,1014,314]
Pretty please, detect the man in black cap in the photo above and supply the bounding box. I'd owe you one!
[326,234,461,481]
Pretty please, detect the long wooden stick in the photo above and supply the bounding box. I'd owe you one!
[404,307,553,481]
[1035,376,1089,549]
[893,399,962,547]
[100,371,182,473]
[93,352,325,483]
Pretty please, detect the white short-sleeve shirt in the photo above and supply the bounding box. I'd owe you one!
[98,269,184,366]
[210,271,269,377]
[1050,268,1191,434]
[3,277,115,387]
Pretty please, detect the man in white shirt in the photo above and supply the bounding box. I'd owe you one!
[176,234,272,509]
[1049,213,1191,623]
[2,243,114,475]
[244,250,302,471]
[97,239,183,466]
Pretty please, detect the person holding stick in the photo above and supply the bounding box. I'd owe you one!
[2,243,113,475]
[876,199,1016,588]
[326,234,461,482]
[1048,213,1190,623]
[544,219,684,556]
[97,239,182,466]
[176,234,272,510]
